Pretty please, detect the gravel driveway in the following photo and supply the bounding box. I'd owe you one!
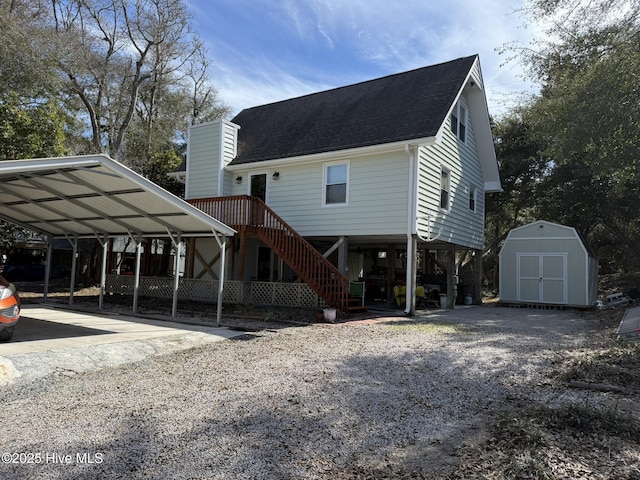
[0,305,606,479]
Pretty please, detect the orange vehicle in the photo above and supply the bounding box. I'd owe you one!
[0,275,20,342]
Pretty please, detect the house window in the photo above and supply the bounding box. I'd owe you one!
[440,168,450,210]
[324,162,348,205]
[450,102,467,142]
[469,185,477,212]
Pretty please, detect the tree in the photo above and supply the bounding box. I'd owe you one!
[484,111,550,291]
[0,93,70,254]
[1,0,230,204]
[503,0,640,273]
[0,95,68,161]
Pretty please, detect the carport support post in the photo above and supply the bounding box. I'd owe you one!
[132,238,142,314]
[215,233,227,327]
[68,235,78,305]
[99,238,108,310]
[171,234,182,319]
[43,236,53,303]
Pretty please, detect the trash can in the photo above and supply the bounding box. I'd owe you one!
[323,308,336,323]
[439,294,447,309]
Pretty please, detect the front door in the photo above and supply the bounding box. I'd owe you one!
[249,173,267,226]
[517,254,567,304]
[250,173,267,202]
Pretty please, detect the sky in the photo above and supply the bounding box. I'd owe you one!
[186,0,540,119]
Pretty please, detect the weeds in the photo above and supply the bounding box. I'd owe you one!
[452,403,640,479]
[559,342,640,389]
[540,403,640,439]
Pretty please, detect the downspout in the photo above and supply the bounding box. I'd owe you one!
[404,144,419,315]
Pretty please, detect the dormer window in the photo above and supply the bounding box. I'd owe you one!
[450,101,467,142]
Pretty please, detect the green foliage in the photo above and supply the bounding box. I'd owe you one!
[485,112,550,289]
[0,95,68,160]
[0,94,70,251]
[143,149,185,197]
[493,0,640,274]
[1,0,229,192]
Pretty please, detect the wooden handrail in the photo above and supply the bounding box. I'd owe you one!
[188,196,350,310]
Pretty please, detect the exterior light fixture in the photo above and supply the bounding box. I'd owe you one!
[235,175,242,184]
[272,172,280,180]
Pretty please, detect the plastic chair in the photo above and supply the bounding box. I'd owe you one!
[349,281,365,306]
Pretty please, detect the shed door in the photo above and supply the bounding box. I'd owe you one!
[517,254,567,304]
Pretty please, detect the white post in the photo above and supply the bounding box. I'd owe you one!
[99,238,108,310]
[133,239,142,314]
[404,235,417,315]
[172,235,182,320]
[216,234,227,327]
[43,236,53,303]
[68,236,79,305]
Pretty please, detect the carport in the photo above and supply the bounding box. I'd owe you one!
[0,154,236,324]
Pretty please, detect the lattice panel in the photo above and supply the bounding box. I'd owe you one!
[223,281,245,304]
[180,278,215,302]
[105,275,317,308]
[275,283,319,307]
[105,274,135,295]
[250,282,319,307]
[249,282,273,305]
[140,277,174,298]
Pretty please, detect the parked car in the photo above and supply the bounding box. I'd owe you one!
[1,262,45,282]
[0,275,20,342]
[0,263,71,282]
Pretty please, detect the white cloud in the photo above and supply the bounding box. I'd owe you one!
[192,0,540,117]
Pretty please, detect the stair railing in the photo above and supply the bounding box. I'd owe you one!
[188,195,350,310]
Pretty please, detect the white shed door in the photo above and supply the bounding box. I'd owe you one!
[517,254,567,304]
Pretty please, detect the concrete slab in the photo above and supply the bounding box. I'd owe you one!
[0,305,245,385]
[618,306,640,339]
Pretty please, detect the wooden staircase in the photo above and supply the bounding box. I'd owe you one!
[188,195,366,313]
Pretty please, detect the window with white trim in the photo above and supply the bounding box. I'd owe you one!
[440,168,450,210]
[324,162,348,205]
[450,101,467,142]
[469,185,477,212]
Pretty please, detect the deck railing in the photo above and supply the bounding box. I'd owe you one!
[188,195,354,311]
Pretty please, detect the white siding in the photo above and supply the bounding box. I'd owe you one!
[417,94,485,249]
[222,122,239,167]
[229,150,410,236]
[186,120,239,200]
[186,122,220,200]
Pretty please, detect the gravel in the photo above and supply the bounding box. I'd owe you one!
[0,306,618,479]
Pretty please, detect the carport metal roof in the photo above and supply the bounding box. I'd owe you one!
[0,154,235,239]
[0,154,236,323]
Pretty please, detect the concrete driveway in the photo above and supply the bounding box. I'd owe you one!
[0,305,244,385]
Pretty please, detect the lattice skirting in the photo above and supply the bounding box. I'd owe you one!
[104,274,326,308]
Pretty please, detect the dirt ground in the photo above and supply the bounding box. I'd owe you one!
[8,278,640,479]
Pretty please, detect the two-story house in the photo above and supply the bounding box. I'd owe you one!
[175,54,501,314]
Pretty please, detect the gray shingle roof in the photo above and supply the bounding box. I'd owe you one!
[228,55,477,165]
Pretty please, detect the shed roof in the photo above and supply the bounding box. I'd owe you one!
[229,55,478,165]
[0,155,236,240]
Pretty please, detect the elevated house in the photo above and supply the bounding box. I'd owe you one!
[174,55,501,314]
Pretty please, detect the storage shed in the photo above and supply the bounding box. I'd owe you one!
[499,220,598,307]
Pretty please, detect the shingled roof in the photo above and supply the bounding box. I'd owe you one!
[228,55,478,166]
